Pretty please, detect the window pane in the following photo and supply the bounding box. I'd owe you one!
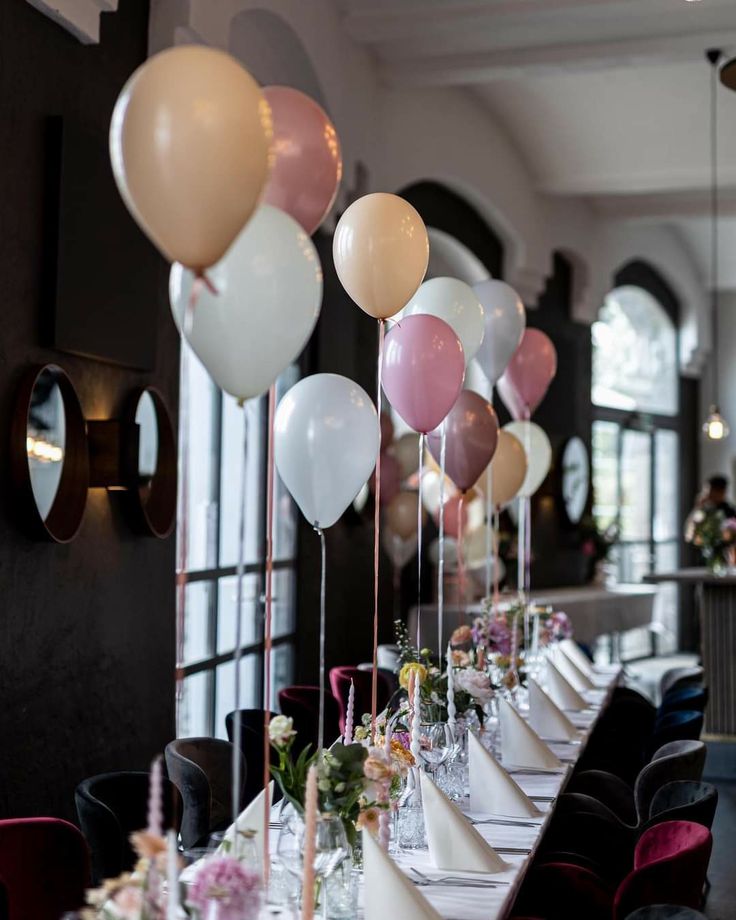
[178,671,211,737]
[180,347,219,571]
[215,655,259,740]
[592,286,678,416]
[654,430,679,542]
[183,581,213,664]
[592,420,619,529]
[217,574,261,654]
[270,644,294,713]
[219,396,265,568]
[272,569,296,639]
[652,541,678,655]
[620,430,651,542]
[612,542,651,583]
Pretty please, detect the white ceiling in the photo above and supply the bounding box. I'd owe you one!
[340,0,736,288]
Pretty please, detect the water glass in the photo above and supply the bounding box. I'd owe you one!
[323,857,360,919]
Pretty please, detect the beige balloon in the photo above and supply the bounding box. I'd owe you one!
[392,432,421,479]
[332,193,429,319]
[385,490,426,540]
[475,430,528,508]
[110,46,273,272]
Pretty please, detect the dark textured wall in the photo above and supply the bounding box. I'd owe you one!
[0,0,178,820]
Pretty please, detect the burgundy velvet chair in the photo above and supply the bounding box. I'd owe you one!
[613,820,712,920]
[0,818,90,920]
[513,860,615,920]
[329,666,392,734]
[278,686,341,754]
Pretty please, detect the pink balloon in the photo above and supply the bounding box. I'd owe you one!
[262,86,343,236]
[427,390,499,492]
[382,315,465,434]
[497,328,557,420]
[440,494,468,540]
[370,451,402,506]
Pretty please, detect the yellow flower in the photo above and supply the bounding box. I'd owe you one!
[399,662,427,689]
[357,806,381,836]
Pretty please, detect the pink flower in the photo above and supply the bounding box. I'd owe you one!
[188,856,261,920]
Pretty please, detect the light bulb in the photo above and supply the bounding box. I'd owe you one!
[703,406,730,440]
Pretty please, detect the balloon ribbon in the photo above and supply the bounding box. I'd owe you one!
[437,423,447,657]
[371,319,386,740]
[416,433,425,649]
[262,384,276,882]
[174,345,191,715]
[231,403,249,828]
[457,492,466,627]
[315,525,327,754]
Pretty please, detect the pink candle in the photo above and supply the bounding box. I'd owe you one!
[344,679,355,744]
[301,764,319,920]
[147,755,163,837]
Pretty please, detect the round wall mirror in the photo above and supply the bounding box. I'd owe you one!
[11,365,88,542]
[126,387,176,538]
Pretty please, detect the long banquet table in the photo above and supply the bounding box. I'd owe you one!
[270,662,622,920]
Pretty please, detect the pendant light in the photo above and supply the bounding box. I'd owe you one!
[703,50,730,442]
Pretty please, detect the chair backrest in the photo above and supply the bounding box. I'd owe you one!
[165,738,245,849]
[225,710,278,808]
[329,666,392,734]
[659,666,703,700]
[651,711,703,754]
[646,781,718,831]
[624,906,708,919]
[634,740,706,823]
[659,686,707,715]
[278,686,341,753]
[0,818,90,920]
[75,770,182,882]
[614,821,712,920]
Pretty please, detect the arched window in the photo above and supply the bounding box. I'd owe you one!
[591,282,680,656]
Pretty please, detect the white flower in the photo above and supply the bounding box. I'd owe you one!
[268,715,296,747]
[455,669,493,704]
[693,510,705,523]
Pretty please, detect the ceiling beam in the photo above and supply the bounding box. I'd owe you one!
[591,189,736,221]
[379,30,736,87]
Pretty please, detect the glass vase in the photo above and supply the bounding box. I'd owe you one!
[397,767,426,850]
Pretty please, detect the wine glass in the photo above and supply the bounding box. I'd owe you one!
[313,815,349,919]
[418,721,452,779]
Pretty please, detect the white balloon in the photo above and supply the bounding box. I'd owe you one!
[404,276,484,367]
[383,529,419,570]
[274,374,380,529]
[170,205,322,401]
[472,280,526,385]
[503,420,552,498]
[421,469,458,517]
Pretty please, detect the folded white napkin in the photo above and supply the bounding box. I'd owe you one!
[217,781,273,864]
[545,659,588,711]
[468,731,542,818]
[552,647,595,691]
[559,639,596,677]
[528,677,578,742]
[499,697,562,771]
[363,828,443,920]
[420,772,508,873]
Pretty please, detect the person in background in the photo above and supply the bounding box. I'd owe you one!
[685,475,736,536]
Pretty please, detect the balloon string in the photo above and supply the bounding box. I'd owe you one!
[232,403,249,828]
[371,319,385,740]
[517,496,525,604]
[175,344,191,713]
[262,384,276,883]
[198,270,219,297]
[437,422,447,655]
[416,433,425,650]
[493,507,501,613]
[484,386,495,599]
[315,525,327,755]
[457,492,466,626]
[523,411,532,650]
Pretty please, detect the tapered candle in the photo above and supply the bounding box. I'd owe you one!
[166,829,179,920]
[344,679,355,744]
[301,764,319,920]
[410,672,421,768]
[147,755,163,837]
[446,643,457,738]
[379,721,392,850]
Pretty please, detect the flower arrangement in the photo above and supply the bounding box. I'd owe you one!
[537,609,573,646]
[187,856,261,920]
[686,508,736,574]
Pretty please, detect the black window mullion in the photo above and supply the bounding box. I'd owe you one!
[207,388,224,737]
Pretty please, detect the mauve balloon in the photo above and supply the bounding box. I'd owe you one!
[262,85,343,236]
[497,328,557,420]
[427,390,499,492]
[382,314,465,434]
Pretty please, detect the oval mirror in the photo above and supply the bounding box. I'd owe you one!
[127,388,176,538]
[11,365,88,542]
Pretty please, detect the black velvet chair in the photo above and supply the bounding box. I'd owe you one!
[225,709,278,807]
[165,738,245,849]
[650,710,703,755]
[624,906,707,919]
[659,685,708,715]
[659,666,703,700]
[278,686,341,755]
[75,771,182,883]
[643,781,718,833]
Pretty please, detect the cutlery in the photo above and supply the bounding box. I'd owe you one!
[466,817,538,828]
[530,795,554,802]
[409,867,508,888]
[494,846,532,854]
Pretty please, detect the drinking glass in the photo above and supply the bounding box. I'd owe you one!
[418,721,452,777]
